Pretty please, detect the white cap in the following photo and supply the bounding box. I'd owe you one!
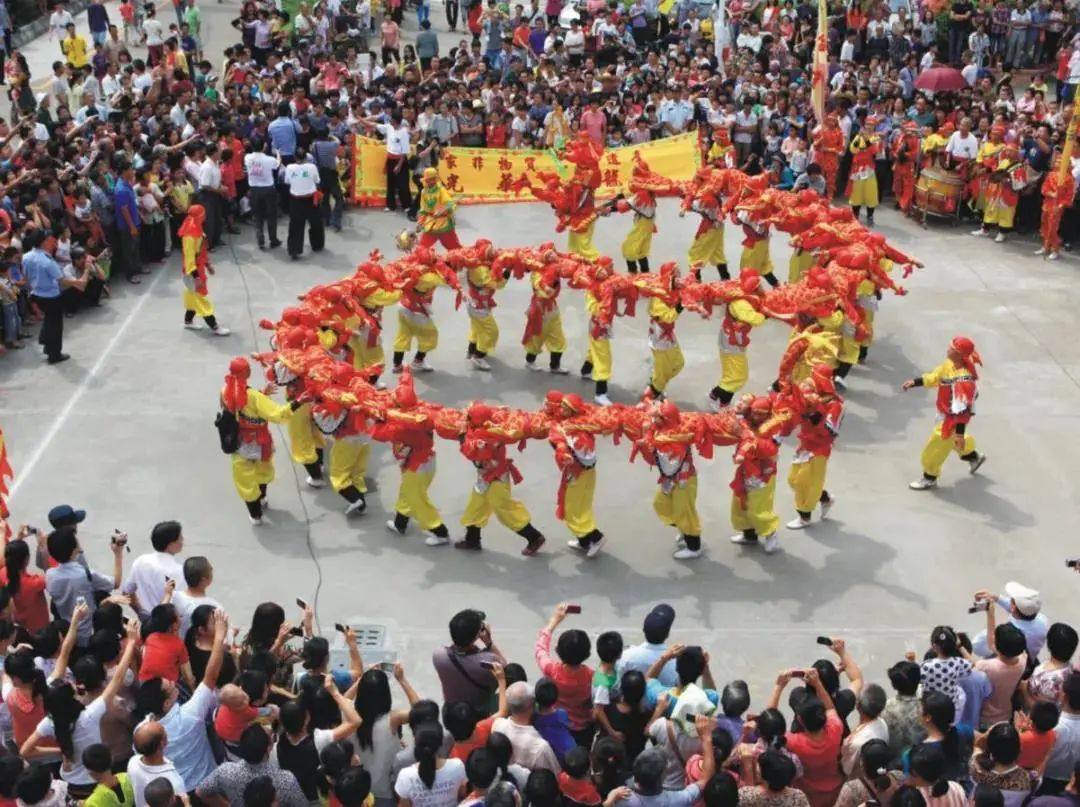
[1004,581,1041,616]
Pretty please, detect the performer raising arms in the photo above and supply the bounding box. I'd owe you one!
[179,205,230,336]
[902,337,987,491]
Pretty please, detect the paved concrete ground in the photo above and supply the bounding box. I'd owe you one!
[4,0,1080,703]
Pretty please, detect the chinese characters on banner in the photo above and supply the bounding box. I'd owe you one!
[351,133,701,206]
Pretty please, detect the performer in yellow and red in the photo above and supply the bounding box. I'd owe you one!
[180,204,230,336]
[682,176,729,280]
[456,402,547,556]
[373,369,453,546]
[561,134,604,261]
[728,396,782,554]
[312,389,372,517]
[581,260,616,406]
[391,249,450,374]
[787,364,843,529]
[522,263,570,375]
[847,115,880,225]
[1036,158,1075,261]
[812,113,845,198]
[416,168,462,249]
[459,241,506,371]
[891,121,920,215]
[902,336,987,491]
[632,400,704,560]
[971,145,1026,243]
[708,269,766,410]
[545,392,606,558]
[613,154,684,274]
[220,357,300,525]
[734,179,781,287]
[967,125,1006,213]
[644,263,685,400]
[350,262,402,387]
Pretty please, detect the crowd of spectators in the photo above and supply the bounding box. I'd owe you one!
[0,508,1078,807]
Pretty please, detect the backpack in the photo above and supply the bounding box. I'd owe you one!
[214,408,240,455]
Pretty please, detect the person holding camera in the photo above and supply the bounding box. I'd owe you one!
[120,521,185,622]
[433,610,506,715]
[44,523,126,646]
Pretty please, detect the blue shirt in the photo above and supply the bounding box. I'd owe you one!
[114,178,140,228]
[45,559,114,644]
[23,248,63,299]
[618,641,678,687]
[533,709,575,764]
[957,669,992,729]
[143,681,220,790]
[268,116,301,156]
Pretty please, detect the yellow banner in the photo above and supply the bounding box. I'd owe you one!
[351,133,701,206]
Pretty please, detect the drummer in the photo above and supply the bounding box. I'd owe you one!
[920,121,954,169]
[968,125,1006,214]
[944,117,979,170]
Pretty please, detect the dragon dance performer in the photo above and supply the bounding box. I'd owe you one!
[728,396,782,554]
[847,116,880,225]
[644,263,686,400]
[350,262,402,386]
[580,259,618,406]
[890,122,920,215]
[416,168,462,249]
[374,369,453,546]
[312,387,372,517]
[523,260,570,375]
[179,205,230,336]
[612,154,683,274]
[683,177,730,280]
[968,125,1006,213]
[391,250,449,374]
[456,403,547,556]
[1036,161,1075,261]
[457,241,506,371]
[545,392,606,558]
[632,400,704,560]
[971,146,1026,243]
[787,365,843,529]
[902,336,987,491]
[707,124,735,168]
[734,179,781,288]
[708,269,766,410]
[812,113,845,198]
[220,357,300,525]
[555,134,605,261]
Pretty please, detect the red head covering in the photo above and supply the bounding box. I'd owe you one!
[739,269,761,294]
[750,395,772,415]
[950,336,982,377]
[223,357,251,412]
[657,400,680,427]
[561,393,586,415]
[810,363,837,395]
[467,402,494,427]
[177,204,206,240]
[394,367,418,409]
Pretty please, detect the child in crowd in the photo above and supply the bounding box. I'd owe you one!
[1017,701,1059,772]
[558,746,601,807]
[532,677,575,765]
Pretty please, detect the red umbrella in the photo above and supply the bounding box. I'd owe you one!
[913,67,969,93]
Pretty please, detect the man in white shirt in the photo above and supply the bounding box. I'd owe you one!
[127,722,186,807]
[49,3,74,39]
[736,21,763,53]
[283,147,325,259]
[945,116,980,166]
[169,91,192,128]
[196,143,225,249]
[491,683,560,772]
[360,112,412,211]
[171,556,222,637]
[840,30,856,62]
[142,5,165,63]
[121,521,184,621]
[245,144,282,249]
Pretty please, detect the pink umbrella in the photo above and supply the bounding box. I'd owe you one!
[913,67,969,93]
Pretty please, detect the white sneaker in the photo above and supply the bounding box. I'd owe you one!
[586,535,607,558]
[675,534,687,549]
[968,452,987,475]
[729,533,757,546]
[909,477,937,490]
[249,516,263,526]
[549,366,569,375]
[391,364,404,374]
[971,228,988,237]
[763,533,781,554]
[375,379,387,390]
[304,475,325,489]
[594,393,612,406]
[345,498,367,516]
[425,534,450,547]
[820,496,835,519]
[471,356,491,371]
[411,359,434,373]
[1049,252,1061,261]
[833,376,847,391]
[211,326,231,336]
[580,370,593,381]
[184,322,204,330]
[786,517,811,530]
[673,546,703,560]
[567,539,587,553]
[994,232,1007,243]
[386,519,406,536]
[707,395,722,413]
[526,360,543,372]
[1034,247,1047,255]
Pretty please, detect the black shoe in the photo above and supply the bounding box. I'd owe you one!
[47,353,70,364]
[289,253,300,260]
[269,240,282,248]
[258,242,267,250]
[127,276,141,284]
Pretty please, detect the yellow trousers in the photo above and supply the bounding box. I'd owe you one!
[653,476,701,537]
[849,175,879,208]
[587,337,612,382]
[650,346,685,392]
[232,456,274,502]
[568,223,600,261]
[921,423,976,478]
[523,314,567,356]
[719,352,749,394]
[788,455,829,513]
[731,477,779,536]
[350,336,385,374]
[740,239,774,275]
[183,289,214,318]
[839,334,860,364]
[393,312,438,353]
[395,470,443,530]
[563,468,598,538]
[287,404,325,466]
[983,199,1017,229]
[329,440,370,494]
[468,313,499,354]
[622,217,654,261]
[788,249,815,284]
[461,479,531,532]
[687,228,726,267]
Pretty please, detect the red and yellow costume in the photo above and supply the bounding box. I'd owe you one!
[979,147,1026,233]
[638,262,685,397]
[313,396,371,514]
[350,258,403,379]
[392,249,457,363]
[1039,166,1075,258]
[812,115,845,197]
[846,124,880,210]
[179,205,217,325]
[968,127,1005,211]
[787,365,844,523]
[614,155,682,272]
[447,240,505,364]
[729,396,783,549]
[891,122,920,214]
[416,168,462,250]
[521,263,567,363]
